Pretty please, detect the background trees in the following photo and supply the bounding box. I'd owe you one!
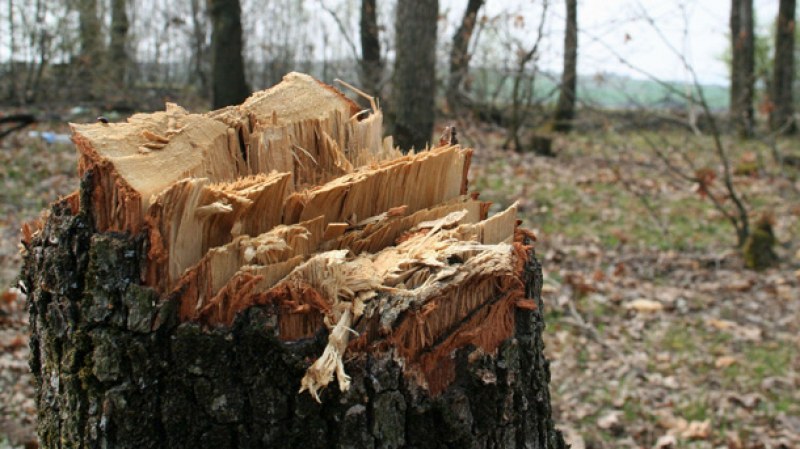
[770,0,796,133]
[729,0,755,137]
[391,0,438,152]
[208,0,249,108]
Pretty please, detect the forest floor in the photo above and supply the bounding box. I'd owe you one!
[0,117,799,448]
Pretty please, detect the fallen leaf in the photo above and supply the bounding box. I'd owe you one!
[727,278,754,292]
[681,419,711,440]
[558,426,585,449]
[653,434,677,449]
[706,318,736,330]
[597,411,622,430]
[625,299,663,313]
[541,284,558,295]
[714,356,737,369]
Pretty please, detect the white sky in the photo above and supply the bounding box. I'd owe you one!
[441,0,780,85]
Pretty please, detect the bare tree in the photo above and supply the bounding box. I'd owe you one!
[730,0,755,137]
[446,0,484,112]
[360,0,382,96]
[109,0,130,89]
[77,0,103,98]
[769,0,796,134]
[553,0,577,133]
[188,0,210,96]
[208,0,250,108]
[392,0,438,152]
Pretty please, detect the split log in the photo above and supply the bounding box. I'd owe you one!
[21,73,566,449]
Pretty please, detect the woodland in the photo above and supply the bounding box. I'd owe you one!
[0,0,799,448]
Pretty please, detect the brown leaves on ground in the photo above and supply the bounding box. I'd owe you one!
[1,119,799,448]
[466,124,800,449]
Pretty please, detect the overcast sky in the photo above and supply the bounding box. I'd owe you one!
[441,0,780,85]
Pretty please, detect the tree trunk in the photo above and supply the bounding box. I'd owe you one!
[189,0,210,97]
[360,0,382,96]
[76,0,102,99]
[392,0,438,153]
[108,0,130,89]
[730,0,755,137]
[446,0,484,113]
[22,74,566,449]
[553,0,577,134]
[769,0,796,134]
[208,0,250,108]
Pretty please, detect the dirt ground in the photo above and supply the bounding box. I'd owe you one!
[1,118,798,448]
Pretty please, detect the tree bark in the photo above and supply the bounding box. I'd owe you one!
[446,0,484,113]
[108,0,130,89]
[23,185,566,449]
[208,0,250,108]
[360,0,383,96]
[553,0,577,134]
[769,0,796,134]
[76,0,102,99]
[730,0,755,137]
[392,0,438,153]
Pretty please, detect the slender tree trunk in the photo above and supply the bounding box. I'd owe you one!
[360,0,382,96]
[730,0,755,137]
[77,0,102,99]
[189,0,210,97]
[109,0,129,89]
[446,0,484,113]
[553,0,577,133]
[393,0,438,153]
[208,0,250,108]
[769,0,796,134]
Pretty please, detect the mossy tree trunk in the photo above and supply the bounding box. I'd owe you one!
[22,175,566,449]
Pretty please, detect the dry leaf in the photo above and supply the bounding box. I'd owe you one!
[714,356,737,368]
[597,411,622,430]
[706,318,736,330]
[625,299,663,313]
[653,434,677,449]
[681,419,710,439]
[727,279,754,292]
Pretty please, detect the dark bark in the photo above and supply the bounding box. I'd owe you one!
[446,0,484,113]
[109,0,130,88]
[769,0,796,134]
[23,174,566,449]
[553,0,577,134]
[392,0,438,153]
[730,0,755,137]
[208,0,250,109]
[360,0,383,96]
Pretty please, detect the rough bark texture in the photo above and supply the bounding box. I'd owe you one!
[769,0,796,134]
[446,0,484,113]
[393,0,438,153]
[730,0,755,138]
[553,0,577,134]
[208,0,250,109]
[23,174,566,449]
[360,0,383,96]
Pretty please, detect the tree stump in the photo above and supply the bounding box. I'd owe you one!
[21,73,566,449]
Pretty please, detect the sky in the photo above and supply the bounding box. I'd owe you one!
[441,0,780,85]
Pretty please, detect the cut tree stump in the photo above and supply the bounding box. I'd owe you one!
[20,73,566,449]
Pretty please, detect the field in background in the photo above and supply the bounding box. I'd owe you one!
[0,116,799,448]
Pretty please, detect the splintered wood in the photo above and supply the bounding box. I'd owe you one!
[57,72,536,401]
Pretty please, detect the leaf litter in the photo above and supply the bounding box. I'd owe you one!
[0,121,798,448]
